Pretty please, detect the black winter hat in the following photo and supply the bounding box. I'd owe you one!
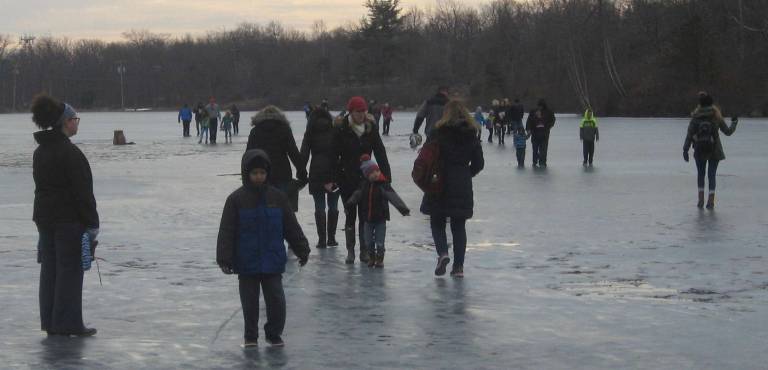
[698,94,714,107]
[247,156,270,173]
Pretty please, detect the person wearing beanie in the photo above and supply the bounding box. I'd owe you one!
[525,98,556,168]
[684,93,738,209]
[300,108,341,249]
[413,86,450,139]
[346,155,410,268]
[31,94,99,337]
[332,96,392,264]
[217,149,310,347]
[246,105,308,212]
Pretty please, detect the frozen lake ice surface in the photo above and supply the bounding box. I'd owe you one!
[1,111,767,369]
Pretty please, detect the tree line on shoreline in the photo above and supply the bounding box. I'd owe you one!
[1,0,767,117]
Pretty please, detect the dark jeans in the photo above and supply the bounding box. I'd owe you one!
[341,191,367,251]
[239,274,285,341]
[209,118,218,143]
[233,117,240,135]
[195,117,201,136]
[430,216,467,268]
[487,127,494,142]
[582,140,595,164]
[495,125,505,144]
[312,191,339,213]
[364,221,386,256]
[532,137,549,165]
[38,223,87,333]
[182,120,191,137]
[695,158,720,191]
[516,147,526,166]
[382,118,391,135]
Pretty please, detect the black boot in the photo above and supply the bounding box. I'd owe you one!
[358,223,370,263]
[314,211,327,249]
[326,210,339,247]
[344,227,356,264]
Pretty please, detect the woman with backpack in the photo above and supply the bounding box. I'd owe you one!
[683,94,738,209]
[419,100,484,278]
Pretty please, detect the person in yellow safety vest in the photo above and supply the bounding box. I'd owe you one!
[579,108,599,166]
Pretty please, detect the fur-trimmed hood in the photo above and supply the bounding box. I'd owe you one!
[251,105,290,128]
[334,113,376,134]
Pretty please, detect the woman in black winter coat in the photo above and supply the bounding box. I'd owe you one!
[31,94,99,337]
[420,100,484,278]
[246,105,308,211]
[300,108,341,249]
[333,96,392,264]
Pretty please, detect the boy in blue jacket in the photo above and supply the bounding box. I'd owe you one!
[217,149,310,347]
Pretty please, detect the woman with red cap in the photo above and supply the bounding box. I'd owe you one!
[333,96,392,264]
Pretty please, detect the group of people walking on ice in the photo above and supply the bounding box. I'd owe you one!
[178,97,240,144]
[28,87,737,346]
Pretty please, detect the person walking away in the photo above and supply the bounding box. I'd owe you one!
[486,100,500,143]
[513,124,529,167]
[369,100,382,127]
[413,86,450,140]
[31,94,100,337]
[579,108,599,166]
[683,94,737,209]
[381,103,394,136]
[334,96,392,264]
[221,111,234,143]
[300,108,341,249]
[198,109,210,144]
[231,104,241,135]
[495,110,506,145]
[217,149,310,347]
[178,103,193,137]
[473,106,486,141]
[246,105,308,211]
[346,155,410,268]
[525,99,556,167]
[420,100,484,278]
[194,102,204,137]
[206,97,222,144]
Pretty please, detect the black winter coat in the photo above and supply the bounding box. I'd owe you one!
[420,119,484,219]
[33,130,99,229]
[413,92,449,137]
[246,107,307,186]
[525,108,556,140]
[217,149,310,274]
[300,109,338,194]
[333,115,391,196]
[347,178,410,222]
[683,106,737,161]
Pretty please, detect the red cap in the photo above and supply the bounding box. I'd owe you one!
[347,96,368,112]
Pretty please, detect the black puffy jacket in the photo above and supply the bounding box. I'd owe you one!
[300,109,338,194]
[333,115,391,197]
[33,129,99,228]
[420,119,484,219]
[246,106,307,186]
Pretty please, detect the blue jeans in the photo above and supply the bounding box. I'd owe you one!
[364,221,386,255]
[312,191,339,213]
[430,216,467,267]
[199,127,208,142]
[695,158,720,191]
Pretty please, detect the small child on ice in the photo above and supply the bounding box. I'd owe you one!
[346,155,410,268]
[198,109,210,144]
[217,149,310,347]
[512,124,529,167]
[221,111,233,143]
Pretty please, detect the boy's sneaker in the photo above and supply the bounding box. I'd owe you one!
[266,336,285,347]
[435,255,450,276]
[450,266,464,278]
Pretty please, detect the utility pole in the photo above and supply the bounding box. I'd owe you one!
[12,65,19,111]
[117,61,126,110]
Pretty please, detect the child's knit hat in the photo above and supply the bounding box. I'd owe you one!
[359,154,379,177]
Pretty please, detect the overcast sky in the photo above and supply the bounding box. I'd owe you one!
[4,0,487,42]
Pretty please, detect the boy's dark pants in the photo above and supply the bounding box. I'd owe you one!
[516,148,525,166]
[582,140,595,164]
[38,223,87,334]
[209,118,218,143]
[239,274,285,341]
